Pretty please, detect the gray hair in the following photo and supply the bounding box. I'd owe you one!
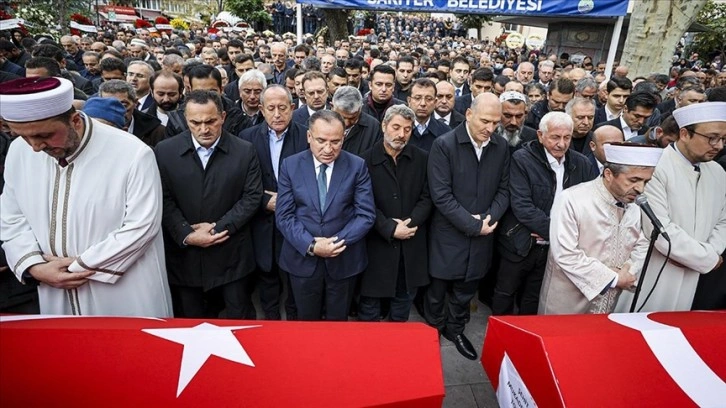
[162,54,184,68]
[239,69,267,89]
[539,60,555,70]
[603,162,651,176]
[331,86,363,113]
[565,97,596,114]
[382,104,415,127]
[99,79,137,101]
[539,111,573,133]
[575,77,598,94]
[128,60,155,81]
[260,84,293,106]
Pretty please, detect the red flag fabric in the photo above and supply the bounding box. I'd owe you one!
[1,316,444,407]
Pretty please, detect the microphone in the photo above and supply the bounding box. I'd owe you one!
[635,195,670,241]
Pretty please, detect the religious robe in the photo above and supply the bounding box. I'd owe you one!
[539,178,648,315]
[0,115,173,316]
[616,146,726,312]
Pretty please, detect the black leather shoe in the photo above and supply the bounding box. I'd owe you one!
[445,332,478,360]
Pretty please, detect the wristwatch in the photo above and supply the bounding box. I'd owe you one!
[306,240,316,256]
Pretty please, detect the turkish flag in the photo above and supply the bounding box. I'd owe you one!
[1,316,444,407]
[482,311,726,408]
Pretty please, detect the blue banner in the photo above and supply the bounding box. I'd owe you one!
[296,0,629,17]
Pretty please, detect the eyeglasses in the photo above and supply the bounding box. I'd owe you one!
[691,130,726,146]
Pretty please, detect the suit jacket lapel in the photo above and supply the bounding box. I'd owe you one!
[301,151,322,215]
[323,152,348,215]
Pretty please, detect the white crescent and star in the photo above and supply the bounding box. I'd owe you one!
[142,322,260,397]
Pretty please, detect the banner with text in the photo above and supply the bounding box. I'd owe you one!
[296,0,628,17]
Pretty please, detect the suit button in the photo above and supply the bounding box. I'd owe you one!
[393,194,398,199]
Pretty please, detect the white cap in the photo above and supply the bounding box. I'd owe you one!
[500,91,527,103]
[672,102,726,128]
[129,38,147,48]
[604,143,663,167]
[0,77,74,122]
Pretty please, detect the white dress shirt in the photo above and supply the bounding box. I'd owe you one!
[312,155,334,189]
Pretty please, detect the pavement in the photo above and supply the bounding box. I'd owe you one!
[407,299,500,408]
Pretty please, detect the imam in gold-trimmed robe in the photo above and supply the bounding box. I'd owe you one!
[539,178,648,315]
[0,115,172,316]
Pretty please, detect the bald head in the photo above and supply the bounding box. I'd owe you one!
[590,125,625,164]
[467,93,502,145]
[569,67,587,82]
[614,65,629,78]
[516,62,534,83]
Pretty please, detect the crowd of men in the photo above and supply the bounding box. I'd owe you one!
[1,23,725,361]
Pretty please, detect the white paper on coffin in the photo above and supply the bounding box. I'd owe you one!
[608,312,726,408]
[497,352,538,408]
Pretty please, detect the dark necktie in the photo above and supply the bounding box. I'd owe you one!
[455,88,461,97]
[693,165,700,173]
[438,117,447,125]
[58,158,68,167]
[317,163,328,211]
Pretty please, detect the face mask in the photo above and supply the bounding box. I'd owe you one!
[494,63,503,70]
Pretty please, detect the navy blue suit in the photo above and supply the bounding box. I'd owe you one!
[454,94,473,115]
[276,149,375,319]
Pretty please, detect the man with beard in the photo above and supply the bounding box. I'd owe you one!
[566,97,596,153]
[630,115,680,148]
[99,80,166,148]
[331,86,382,156]
[149,71,183,127]
[0,77,172,316]
[344,58,369,96]
[494,112,596,316]
[270,42,289,85]
[166,65,248,138]
[433,81,465,128]
[359,104,433,322]
[407,78,451,152]
[496,91,537,153]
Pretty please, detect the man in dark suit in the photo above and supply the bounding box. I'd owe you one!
[434,81,465,128]
[426,93,510,360]
[594,91,658,141]
[656,76,702,117]
[98,79,166,147]
[359,105,433,322]
[331,85,382,156]
[292,70,329,126]
[525,78,575,130]
[239,85,309,320]
[236,69,266,127]
[362,64,405,122]
[276,110,376,321]
[407,78,451,152]
[453,67,495,115]
[566,97,597,154]
[155,90,263,319]
[593,76,632,126]
[450,56,471,98]
[344,58,369,97]
[166,65,249,138]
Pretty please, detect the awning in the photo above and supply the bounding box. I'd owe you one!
[98,12,138,23]
[137,9,163,21]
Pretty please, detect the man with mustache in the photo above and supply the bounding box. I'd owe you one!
[539,143,663,315]
[149,71,183,127]
[358,105,433,322]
